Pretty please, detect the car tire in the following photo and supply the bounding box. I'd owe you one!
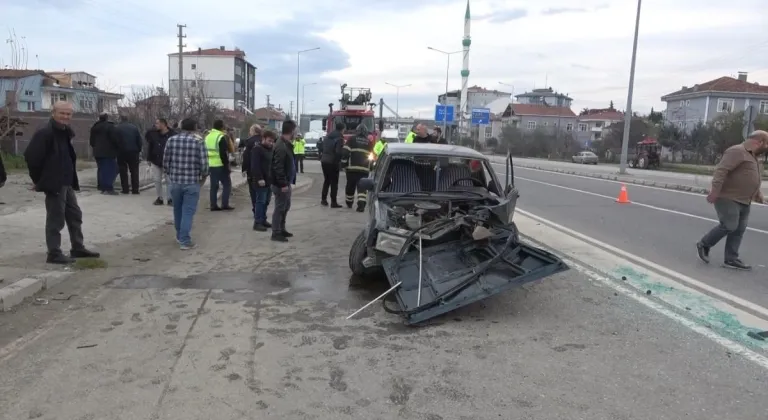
[349,230,372,277]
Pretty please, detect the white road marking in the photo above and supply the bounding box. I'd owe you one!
[490,162,768,207]
[516,208,768,320]
[515,210,768,371]
[512,175,768,235]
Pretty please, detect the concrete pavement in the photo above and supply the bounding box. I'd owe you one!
[489,155,768,195]
[1,166,766,419]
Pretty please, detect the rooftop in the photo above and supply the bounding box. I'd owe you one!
[661,74,768,100]
[515,87,573,101]
[0,69,47,79]
[168,47,246,58]
[578,110,624,121]
[511,104,577,118]
[385,142,486,159]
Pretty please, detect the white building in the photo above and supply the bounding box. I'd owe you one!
[437,86,512,122]
[168,46,257,111]
[43,71,122,114]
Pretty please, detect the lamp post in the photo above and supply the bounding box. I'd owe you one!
[619,0,642,174]
[498,82,515,98]
[302,82,317,127]
[428,46,463,140]
[296,47,320,123]
[385,82,411,135]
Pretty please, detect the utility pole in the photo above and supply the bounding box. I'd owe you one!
[619,0,642,174]
[176,24,187,116]
[266,95,271,108]
[289,100,294,119]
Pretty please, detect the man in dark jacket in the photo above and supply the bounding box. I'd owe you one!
[242,124,262,217]
[412,124,432,143]
[320,122,345,208]
[270,120,296,242]
[115,115,143,194]
[342,124,374,212]
[145,118,175,205]
[24,101,100,264]
[89,112,120,195]
[0,151,6,188]
[250,130,276,231]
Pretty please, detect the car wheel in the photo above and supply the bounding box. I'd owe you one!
[349,230,372,277]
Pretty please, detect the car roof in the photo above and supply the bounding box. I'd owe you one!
[385,143,487,160]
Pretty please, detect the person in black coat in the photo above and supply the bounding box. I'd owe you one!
[0,151,6,188]
[115,115,143,194]
[270,120,297,241]
[250,130,276,231]
[320,122,345,208]
[24,101,99,265]
[145,118,176,205]
[89,112,120,194]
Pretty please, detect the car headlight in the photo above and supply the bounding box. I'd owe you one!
[375,232,407,255]
[368,152,375,161]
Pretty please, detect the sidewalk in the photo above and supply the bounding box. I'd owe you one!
[489,155,768,195]
[0,170,313,310]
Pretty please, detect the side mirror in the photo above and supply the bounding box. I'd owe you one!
[504,152,515,189]
[358,177,375,192]
[322,118,327,131]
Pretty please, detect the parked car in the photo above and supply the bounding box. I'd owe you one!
[572,151,598,165]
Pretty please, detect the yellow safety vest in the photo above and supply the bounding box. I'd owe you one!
[294,138,306,155]
[404,132,415,143]
[204,129,224,168]
[373,140,386,156]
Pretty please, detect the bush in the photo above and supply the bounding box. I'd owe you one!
[1,152,26,171]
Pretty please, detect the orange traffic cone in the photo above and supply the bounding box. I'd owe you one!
[616,184,630,204]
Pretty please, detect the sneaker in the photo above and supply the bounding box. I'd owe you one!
[271,233,288,242]
[696,242,710,264]
[723,259,751,271]
[282,230,294,238]
[331,203,342,209]
[47,253,74,265]
[153,198,164,205]
[166,199,173,206]
[253,222,267,231]
[180,242,197,250]
[70,248,100,258]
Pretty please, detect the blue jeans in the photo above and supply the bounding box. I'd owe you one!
[209,166,231,208]
[170,183,201,246]
[95,157,117,191]
[250,185,271,224]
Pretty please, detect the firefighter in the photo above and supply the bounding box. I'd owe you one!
[341,124,374,212]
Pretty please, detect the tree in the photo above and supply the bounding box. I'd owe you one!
[657,123,683,161]
[709,111,745,162]
[1,29,35,154]
[598,117,649,156]
[609,100,615,110]
[647,107,664,125]
[685,122,715,163]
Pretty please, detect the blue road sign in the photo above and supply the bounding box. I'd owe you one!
[471,108,491,125]
[434,105,455,123]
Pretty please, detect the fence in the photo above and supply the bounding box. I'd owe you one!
[0,111,101,159]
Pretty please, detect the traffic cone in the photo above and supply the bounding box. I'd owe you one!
[616,184,630,204]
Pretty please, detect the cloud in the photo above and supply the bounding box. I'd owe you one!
[2,0,767,119]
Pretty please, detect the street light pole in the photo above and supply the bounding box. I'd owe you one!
[619,0,642,175]
[296,47,320,123]
[428,47,463,141]
[385,82,411,135]
[499,82,515,99]
[302,82,317,125]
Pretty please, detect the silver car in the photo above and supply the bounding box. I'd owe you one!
[572,151,598,165]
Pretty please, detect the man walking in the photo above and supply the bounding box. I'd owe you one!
[293,132,306,174]
[24,101,100,264]
[115,115,143,194]
[89,112,119,195]
[205,120,234,211]
[697,130,768,270]
[270,120,297,242]
[250,130,276,231]
[320,122,344,208]
[342,124,374,212]
[163,118,209,250]
[145,118,176,205]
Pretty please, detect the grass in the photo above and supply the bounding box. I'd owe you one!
[1,152,26,172]
[73,258,108,270]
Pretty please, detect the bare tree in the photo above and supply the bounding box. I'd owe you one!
[1,29,35,153]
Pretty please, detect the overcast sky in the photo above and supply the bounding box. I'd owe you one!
[4,0,767,118]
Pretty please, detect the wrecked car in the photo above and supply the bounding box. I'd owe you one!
[348,143,569,325]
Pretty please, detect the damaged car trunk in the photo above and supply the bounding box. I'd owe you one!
[347,144,569,325]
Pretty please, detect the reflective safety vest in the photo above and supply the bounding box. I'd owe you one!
[373,140,386,157]
[204,129,225,168]
[404,132,415,144]
[293,138,306,155]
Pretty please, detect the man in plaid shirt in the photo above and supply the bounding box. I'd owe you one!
[163,118,209,250]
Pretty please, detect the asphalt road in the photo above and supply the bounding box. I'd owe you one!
[1,163,766,419]
[491,162,768,308]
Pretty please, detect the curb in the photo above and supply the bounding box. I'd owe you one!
[0,271,72,311]
[513,163,711,194]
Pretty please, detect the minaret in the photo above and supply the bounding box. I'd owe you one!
[460,0,471,137]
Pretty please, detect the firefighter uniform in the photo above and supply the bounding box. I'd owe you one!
[342,133,373,211]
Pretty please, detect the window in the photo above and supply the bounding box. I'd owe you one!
[685,100,690,106]
[527,121,536,129]
[594,121,602,128]
[717,98,734,113]
[484,126,492,138]
[679,100,685,107]
[191,64,196,70]
[50,93,66,105]
[566,123,573,131]
[542,121,549,127]
[24,90,34,96]
[579,123,588,131]
[26,101,35,111]
[759,100,768,115]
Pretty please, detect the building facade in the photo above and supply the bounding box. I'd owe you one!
[437,86,511,122]
[516,87,573,107]
[660,72,768,132]
[0,69,122,114]
[574,109,624,146]
[168,46,257,111]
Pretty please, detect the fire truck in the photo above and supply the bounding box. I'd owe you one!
[322,84,377,146]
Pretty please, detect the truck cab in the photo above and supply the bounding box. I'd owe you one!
[322,85,377,146]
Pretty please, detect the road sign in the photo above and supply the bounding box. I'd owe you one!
[471,108,490,125]
[434,105,455,123]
